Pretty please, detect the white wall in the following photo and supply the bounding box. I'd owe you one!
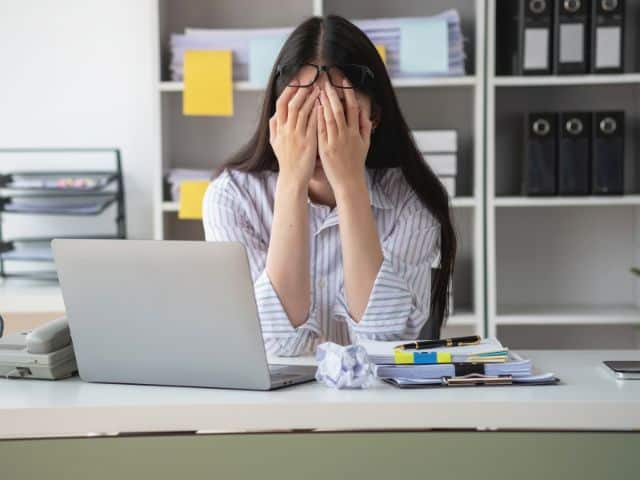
[0,0,158,239]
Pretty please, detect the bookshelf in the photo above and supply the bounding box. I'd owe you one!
[486,0,640,342]
[152,0,486,336]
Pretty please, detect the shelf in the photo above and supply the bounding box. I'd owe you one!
[163,201,179,212]
[447,311,477,327]
[158,76,478,93]
[493,196,640,207]
[164,198,477,212]
[451,197,476,208]
[492,74,640,87]
[496,305,640,326]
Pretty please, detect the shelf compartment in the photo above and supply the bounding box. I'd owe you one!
[496,207,637,313]
[493,84,640,197]
[496,305,640,326]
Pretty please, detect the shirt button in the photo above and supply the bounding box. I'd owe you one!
[318,278,326,289]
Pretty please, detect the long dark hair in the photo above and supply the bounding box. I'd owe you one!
[222,15,457,336]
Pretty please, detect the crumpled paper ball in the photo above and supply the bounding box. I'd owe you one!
[315,342,375,389]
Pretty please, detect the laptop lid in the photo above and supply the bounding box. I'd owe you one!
[52,239,273,390]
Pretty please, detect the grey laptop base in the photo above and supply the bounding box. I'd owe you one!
[52,239,316,390]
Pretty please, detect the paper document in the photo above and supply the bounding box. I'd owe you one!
[183,50,233,116]
[249,33,288,87]
[360,337,508,365]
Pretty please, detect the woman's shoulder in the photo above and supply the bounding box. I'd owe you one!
[207,168,277,201]
[375,168,421,208]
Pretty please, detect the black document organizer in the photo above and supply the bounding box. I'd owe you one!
[0,148,127,281]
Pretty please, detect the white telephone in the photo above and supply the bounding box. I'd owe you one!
[0,316,78,380]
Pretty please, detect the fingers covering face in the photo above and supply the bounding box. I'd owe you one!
[342,79,360,129]
[296,87,321,133]
[275,85,298,125]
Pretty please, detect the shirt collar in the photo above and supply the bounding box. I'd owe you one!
[366,169,393,210]
[306,169,393,211]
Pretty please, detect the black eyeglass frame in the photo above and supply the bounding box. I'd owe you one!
[275,62,374,89]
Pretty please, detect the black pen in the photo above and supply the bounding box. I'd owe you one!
[394,335,481,351]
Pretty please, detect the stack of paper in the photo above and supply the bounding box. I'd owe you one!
[359,338,557,386]
[1,174,114,192]
[168,10,466,83]
[2,195,116,215]
[354,10,466,78]
[412,130,457,197]
[170,27,291,85]
[0,242,53,262]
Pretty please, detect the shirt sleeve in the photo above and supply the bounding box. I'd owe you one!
[202,171,321,356]
[332,194,440,341]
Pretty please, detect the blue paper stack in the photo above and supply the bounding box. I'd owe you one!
[354,10,467,78]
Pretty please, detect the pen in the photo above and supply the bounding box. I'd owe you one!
[394,335,481,351]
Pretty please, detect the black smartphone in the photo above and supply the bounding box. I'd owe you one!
[603,361,640,380]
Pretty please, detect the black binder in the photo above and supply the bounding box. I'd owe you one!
[554,0,589,73]
[590,0,625,73]
[497,0,554,75]
[592,111,625,194]
[524,113,558,195]
[558,112,591,195]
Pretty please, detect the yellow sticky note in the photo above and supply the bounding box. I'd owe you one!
[178,180,210,220]
[375,44,387,65]
[183,50,233,117]
[436,352,452,363]
[394,350,414,364]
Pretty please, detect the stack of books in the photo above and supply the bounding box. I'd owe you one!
[360,338,558,387]
[412,130,457,197]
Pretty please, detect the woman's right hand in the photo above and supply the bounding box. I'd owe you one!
[269,85,320,186]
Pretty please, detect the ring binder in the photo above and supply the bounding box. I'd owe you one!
[558,111,591,195]
[497,0,554,75]
[554,0,589,74]
[591,0,625,73]
[524,112,558,195]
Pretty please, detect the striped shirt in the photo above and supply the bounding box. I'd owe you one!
[202,167,441,357]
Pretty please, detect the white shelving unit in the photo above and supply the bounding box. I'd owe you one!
[486,0,640,342]
[152,0,486,336]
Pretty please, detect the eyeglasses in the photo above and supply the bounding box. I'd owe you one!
[275,63,374,89]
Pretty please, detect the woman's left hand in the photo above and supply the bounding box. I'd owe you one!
[317,79,373,193]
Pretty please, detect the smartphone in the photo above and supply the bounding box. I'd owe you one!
[603,361,640,380]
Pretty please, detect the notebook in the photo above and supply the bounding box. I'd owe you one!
[359,337,509,365]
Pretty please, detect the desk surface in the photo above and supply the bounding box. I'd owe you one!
[1,350,639,439]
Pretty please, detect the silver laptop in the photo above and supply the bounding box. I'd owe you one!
[51,239,316,390]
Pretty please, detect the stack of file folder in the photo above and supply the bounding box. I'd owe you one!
[168,10,466,84]
[360,338,558,387]
[412,130,457,197]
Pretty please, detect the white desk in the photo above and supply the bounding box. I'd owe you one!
[1,350,639,479]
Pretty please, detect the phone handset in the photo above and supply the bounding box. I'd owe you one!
[26,317,71,354]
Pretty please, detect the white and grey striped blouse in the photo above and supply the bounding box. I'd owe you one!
[202,167,441,357]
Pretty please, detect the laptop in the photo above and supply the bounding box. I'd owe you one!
[51,239,317,390]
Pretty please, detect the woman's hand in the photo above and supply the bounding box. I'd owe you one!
[269,85,320,186]
[317,79,373,193]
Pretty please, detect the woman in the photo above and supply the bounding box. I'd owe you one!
[203,15,456,356]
